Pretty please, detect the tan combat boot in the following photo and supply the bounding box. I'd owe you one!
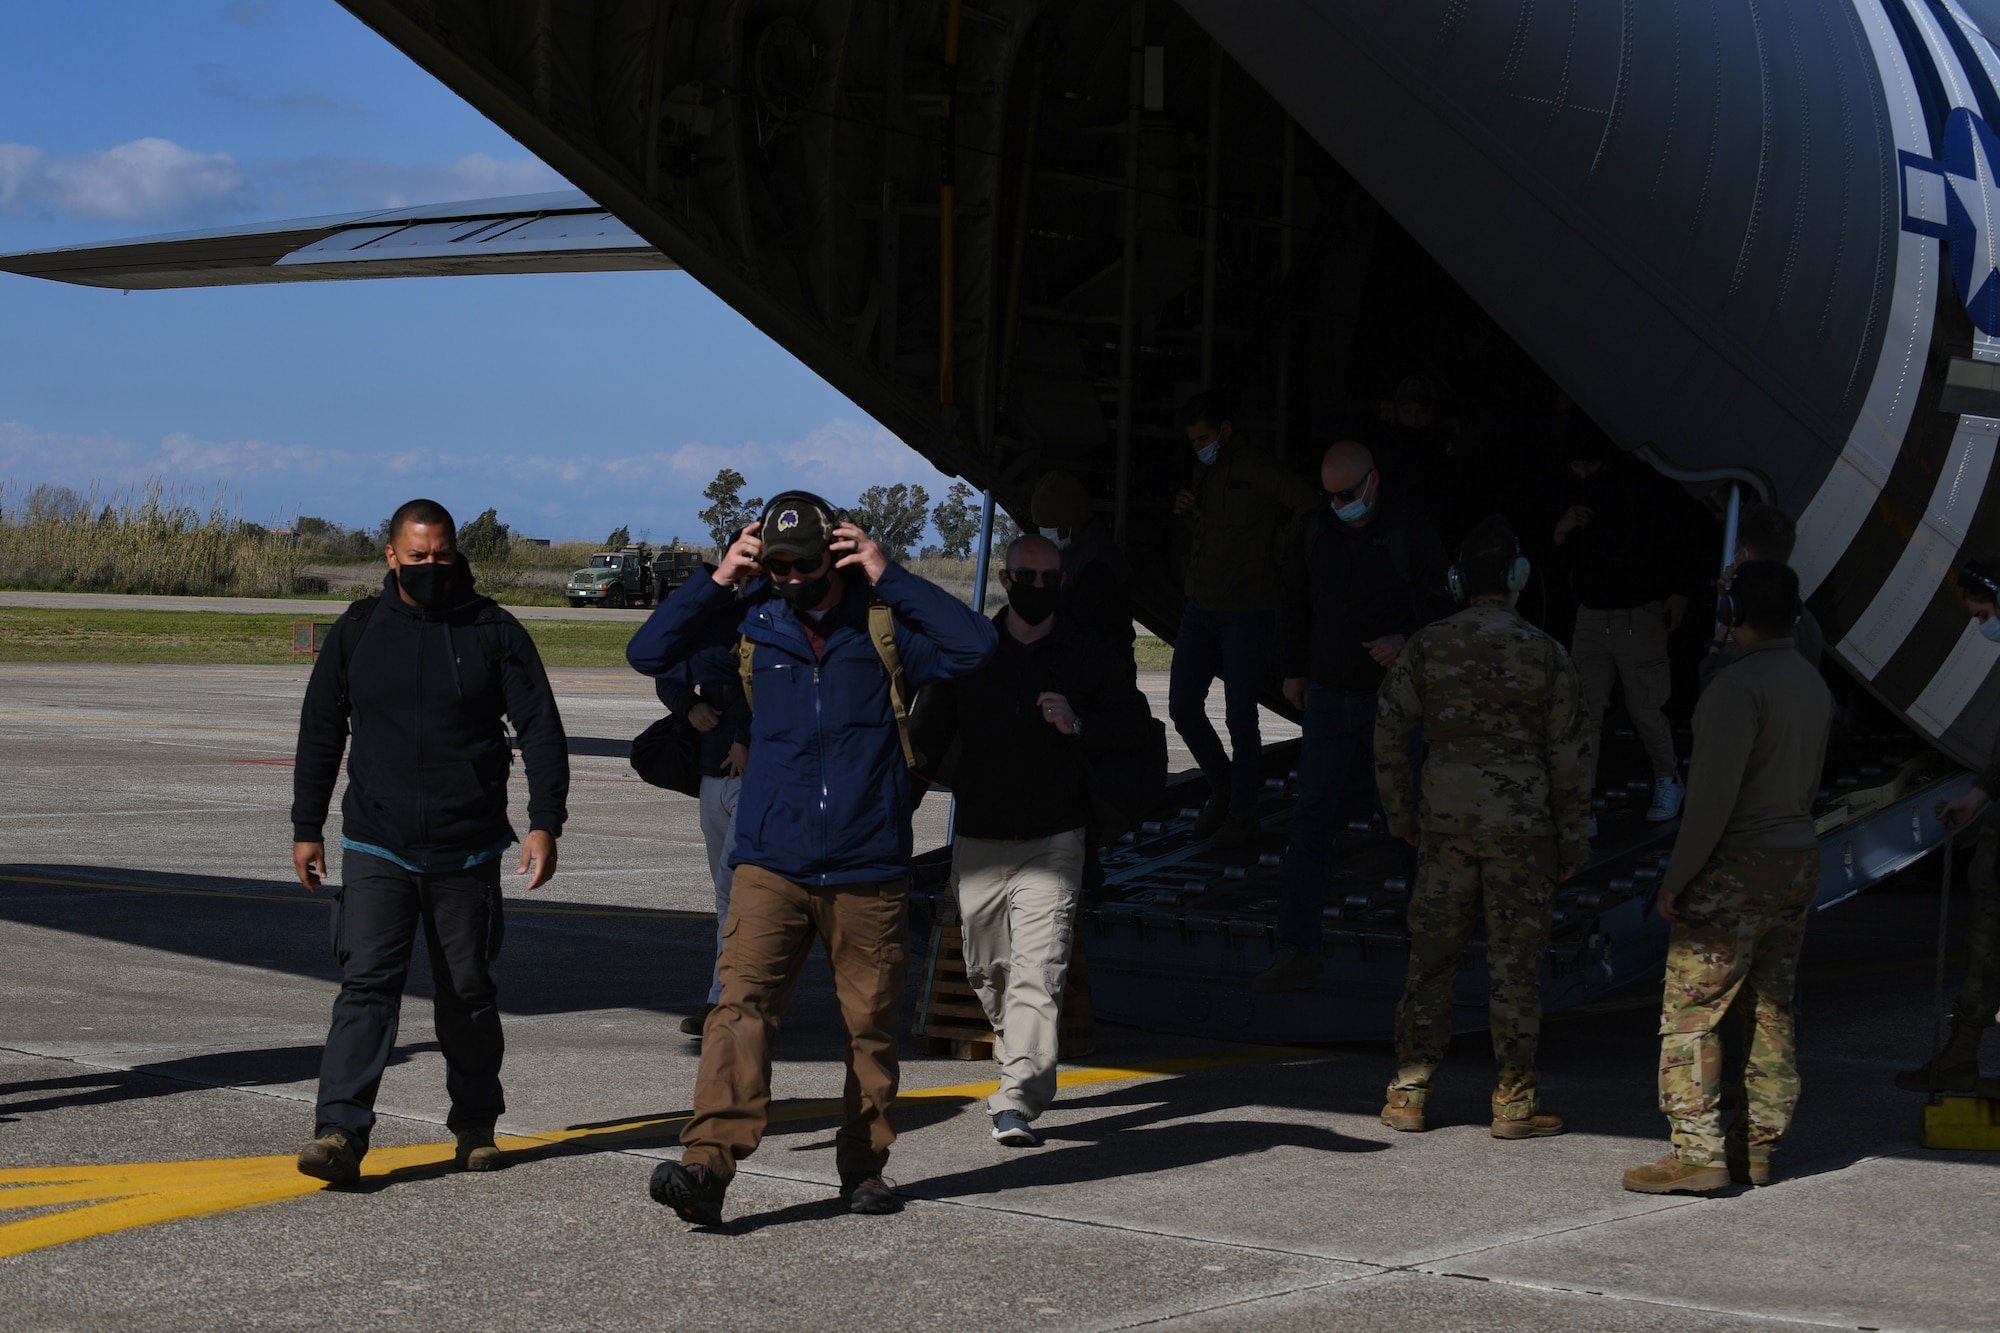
[296,1131,361,1184]
[1724,1129,1772,1186]
[1622,1153,1729,1194]
[454,1127,504,1172]
[1894,1022,1984,1093]
[1491,1110,1565,1139]
[1381,1089,1425,1132]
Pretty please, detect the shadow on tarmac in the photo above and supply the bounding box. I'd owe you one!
[0,1043,438,1119]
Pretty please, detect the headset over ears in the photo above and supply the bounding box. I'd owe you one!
[1447,525,1531,604]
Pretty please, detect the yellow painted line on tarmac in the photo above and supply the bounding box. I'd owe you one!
[0,710,295,738]
[0,1044,1312,1258]
[0,872,713,922]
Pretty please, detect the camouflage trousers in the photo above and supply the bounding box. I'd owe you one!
[1951,822,2000,1029]
[1391,834,1556,1120]
[1657,847,1820,1165]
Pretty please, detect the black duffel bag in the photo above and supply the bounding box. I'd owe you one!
[629,712,703,797]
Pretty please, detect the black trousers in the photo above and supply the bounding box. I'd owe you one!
[315,850,506,1154]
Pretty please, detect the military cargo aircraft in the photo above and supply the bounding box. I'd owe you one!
[6,0,1997,1041]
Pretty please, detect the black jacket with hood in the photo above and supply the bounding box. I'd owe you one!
[291,563,570,863]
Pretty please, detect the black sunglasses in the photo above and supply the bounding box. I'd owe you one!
[1327,471,1375,505]
[1005,567,1060,587]
[761,553,823,578]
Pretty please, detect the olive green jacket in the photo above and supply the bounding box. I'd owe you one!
[1181,438,1321,612]
[1662,637,1833,896]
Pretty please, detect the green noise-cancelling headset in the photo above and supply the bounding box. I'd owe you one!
[1447,529,1531,604]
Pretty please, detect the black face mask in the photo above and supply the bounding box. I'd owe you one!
[775,572,834,610]
[396,560,459,612]
[1006,580,1059,626]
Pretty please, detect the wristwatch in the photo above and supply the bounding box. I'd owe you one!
[1072,714,1085,737]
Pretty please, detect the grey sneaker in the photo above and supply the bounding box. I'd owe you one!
[1645,774,1685,822]
[991,1110,1041,1147]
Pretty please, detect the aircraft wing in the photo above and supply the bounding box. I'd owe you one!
[0,190,676,290]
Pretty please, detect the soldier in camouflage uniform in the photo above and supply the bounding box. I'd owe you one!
[1625,561,1831,1195]
[1375,516,1591,1137]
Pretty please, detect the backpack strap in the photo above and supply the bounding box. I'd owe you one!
[470,599,514,668]
[733,597,915,768]
[868,594,917,770]
[334,595,380,716]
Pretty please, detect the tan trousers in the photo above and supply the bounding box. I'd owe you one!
[680,865,909,1185]
[1572,602,1678,788]
[952,829,1086,1118]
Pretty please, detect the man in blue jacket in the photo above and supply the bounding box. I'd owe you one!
[629,491,996,1224]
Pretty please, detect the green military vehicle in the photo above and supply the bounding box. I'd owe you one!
[567,546,656,608]
[654,547,706,597]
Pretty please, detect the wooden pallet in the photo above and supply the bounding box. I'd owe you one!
[913,903,1096,1061]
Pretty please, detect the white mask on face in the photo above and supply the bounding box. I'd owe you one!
[1194,440,1220,466]
[1979,617,2000,645]
[1037,526,1072,552]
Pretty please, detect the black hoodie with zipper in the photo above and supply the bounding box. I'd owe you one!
[291,564,570,863]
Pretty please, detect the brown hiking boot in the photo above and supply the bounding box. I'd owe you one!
[1623,1153,1729,1195]
[1210,809,1262,849]
[841,1173,901,1215]
[1491,1111,1565,1139]
[454,1128,504,1172]
[1252,948,1323,994]
[1380,1091,1425,1132]
[296,1131,360,1184]
[679,1003,716,1037]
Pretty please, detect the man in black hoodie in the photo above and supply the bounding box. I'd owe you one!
[290,498,569,1183]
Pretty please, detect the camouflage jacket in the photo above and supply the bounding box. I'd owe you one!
[1375,601,1592,866]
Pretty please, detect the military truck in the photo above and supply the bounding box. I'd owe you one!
[567,546,655,608]
[654,546,705,597]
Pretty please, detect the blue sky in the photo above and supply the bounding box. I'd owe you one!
[0,0,957,544]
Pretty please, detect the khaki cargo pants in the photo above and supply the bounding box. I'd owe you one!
[680,865,909,1186]
[1572,602,1678,788]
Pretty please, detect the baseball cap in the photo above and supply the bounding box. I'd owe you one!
[759,492,834,562]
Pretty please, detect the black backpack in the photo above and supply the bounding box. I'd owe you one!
[629,712,704,797]
[331,593,515,716]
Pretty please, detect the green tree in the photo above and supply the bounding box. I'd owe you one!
[605,525,631,548]
[458,507,511,561]
[851,482,931,562]
[930,480,979,559]
[699,468,764,549]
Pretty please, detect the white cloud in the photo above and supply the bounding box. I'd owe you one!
[1,417,968,543]
[0,138,244,223]
[0,136,567,227]
[254,151,569,212]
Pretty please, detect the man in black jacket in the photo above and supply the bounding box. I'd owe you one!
[1258,442,1454,993]
[290,498,569,1183]
[912,534,1153,1146]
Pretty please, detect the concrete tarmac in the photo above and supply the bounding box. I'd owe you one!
[0,664,1991,1331]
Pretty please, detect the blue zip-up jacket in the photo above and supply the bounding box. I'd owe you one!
[627,562,997,885]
